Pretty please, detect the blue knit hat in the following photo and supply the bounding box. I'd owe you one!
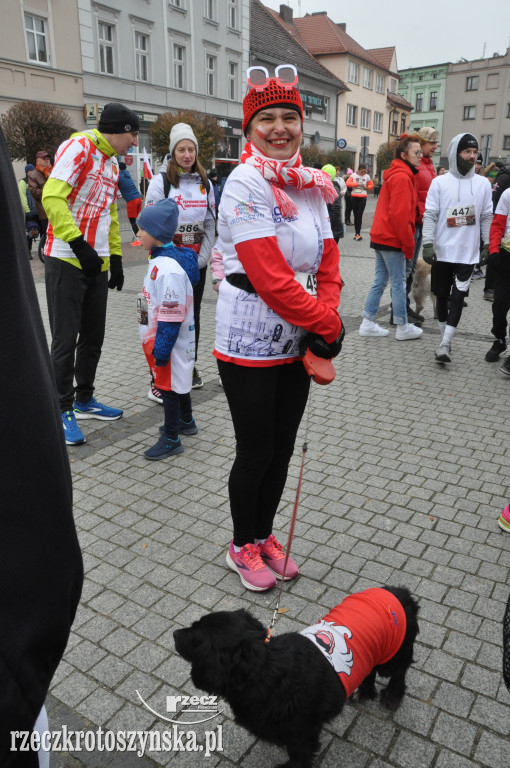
[25,164,35,173]
[138,199,179,243]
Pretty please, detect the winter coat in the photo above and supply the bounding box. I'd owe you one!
[327,180,343,240]
[118,168,142,203]
[27,168,48,220]
[492,167,510,212]
[369,159,418,260]
[415,155,436,224]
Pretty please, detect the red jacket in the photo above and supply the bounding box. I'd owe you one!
[415,156,436,224]
[369,159,418,260]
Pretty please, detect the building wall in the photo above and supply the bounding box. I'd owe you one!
[399,63,448,166]
[442,50,510,166]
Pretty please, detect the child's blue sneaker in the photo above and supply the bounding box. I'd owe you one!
[62,410,86,445]
[159,418,198,436]
[144,436,183,461]
[73,397,123,421]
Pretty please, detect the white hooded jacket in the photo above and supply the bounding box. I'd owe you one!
[422,134,492,264]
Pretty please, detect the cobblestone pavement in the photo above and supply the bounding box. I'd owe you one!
[28,197,510,767]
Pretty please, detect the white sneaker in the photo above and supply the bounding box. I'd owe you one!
[435,342,451,362]
[395,323,423,340]
[359,319,389,337]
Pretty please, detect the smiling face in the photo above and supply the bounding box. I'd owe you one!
[174,139,196,171]
[246,107,302,160]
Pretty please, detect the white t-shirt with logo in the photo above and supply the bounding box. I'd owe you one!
[215,164,333,363]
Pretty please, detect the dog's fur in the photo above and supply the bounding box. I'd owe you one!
[174,586,419,768]
[411,258,437,318]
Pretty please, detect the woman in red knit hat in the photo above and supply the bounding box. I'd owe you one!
[214,65,344,591]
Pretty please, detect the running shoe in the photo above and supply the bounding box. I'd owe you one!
[148,382,164,404]
[159,418,198,436]
[258,534,299,580]
[144,436,183,461]
[226,541,276,591]
[192,367,203,389]
[73,397,123,421]
[130,239,142,246]
[62,410,86,445]
[498,504,510,532]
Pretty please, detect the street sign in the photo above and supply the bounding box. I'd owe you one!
[336,138,347,149]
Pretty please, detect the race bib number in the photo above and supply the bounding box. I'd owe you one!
[295,272,317,297]
[136,293,148,325]
[446,205,475,228]
[174,222,204,247]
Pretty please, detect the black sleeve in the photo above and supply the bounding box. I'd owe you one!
[0,126,83,766]
[493,170,510,212]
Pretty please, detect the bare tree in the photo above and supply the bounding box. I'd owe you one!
[150,110,224,170]
[2,101,74,163]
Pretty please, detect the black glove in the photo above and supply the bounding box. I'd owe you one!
[300,321,345,359]
[489,250,501,271]
[422,243,436,265]
[108,254,124,291]
[69,235,103,277]
[479,244,490,267]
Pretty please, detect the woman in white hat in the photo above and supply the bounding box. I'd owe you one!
[145,123,216,394]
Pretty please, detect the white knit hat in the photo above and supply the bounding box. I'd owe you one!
[169,123,198,156]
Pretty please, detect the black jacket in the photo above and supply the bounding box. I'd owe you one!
[493,167,510,212]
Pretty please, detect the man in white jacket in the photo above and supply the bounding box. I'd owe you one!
[422,133,492,363]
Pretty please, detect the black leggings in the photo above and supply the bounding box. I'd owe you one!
[217,360,310,547]
[432,261,474,328]
[193,266,207,361]
[161,390,192,440]
[351,197,367,236]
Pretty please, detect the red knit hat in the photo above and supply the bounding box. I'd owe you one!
[242,79,303,135]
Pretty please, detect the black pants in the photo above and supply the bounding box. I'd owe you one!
[193,266,207,362]
[128,217,139,236]
[351,197,367,236]
[45,257,108,411]
[344,194,353,223]
[161,390,192,440]
[431,261,473,328]
[217,359,310,547]
[485,257,496,292]
[491,250,510,340]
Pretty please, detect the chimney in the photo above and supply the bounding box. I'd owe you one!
[279,4,293,23]
[337,23,346,32]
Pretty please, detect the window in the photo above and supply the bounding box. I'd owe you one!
[24,13,48,63]
[228,0,238,29]
[206,54,216,96]
[483,104,496,119]
[463,105,476,120]
[401,114,406,133]
[204,0,216,21]
[346,104,357,126]
[228,61,238,101]
[348,61,359,84]
[323,96,329,122]
[390,78,398,93]
[429,91,437,111]
[173,44,185,89]
[503,136,510,151]
[433,73,438,79]
[170,0,183,6]
[487,73,499,89]
[360,108,371,130]
[135,31,149,81]
[418,75,423,81]
[375,73,385,93]
[98,21,114,75]
[392,113,398,134]
[373,112,383,132]
[466,76,478,91]
[415,93,423,112]
[363,68,373,89]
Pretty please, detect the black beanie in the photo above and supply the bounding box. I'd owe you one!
[457,134,478,153]
[99,103,140,134]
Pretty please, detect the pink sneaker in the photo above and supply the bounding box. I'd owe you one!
[258,534,299,581]
[226,541,276,591]
[498,504,510,532]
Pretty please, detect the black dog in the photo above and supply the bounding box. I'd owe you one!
[174,586,419,768]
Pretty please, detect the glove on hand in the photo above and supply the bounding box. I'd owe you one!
[69,235,103,277]
[422,243,436,265]
[489,250,501,271]
[479,244,490,267]
[108,254,124,291]
[299,321,345,359]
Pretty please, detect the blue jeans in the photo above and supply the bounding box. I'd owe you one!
[406,224,423,279]
[363,249,407,325]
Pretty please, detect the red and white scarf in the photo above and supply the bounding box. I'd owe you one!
[240,142,337,218]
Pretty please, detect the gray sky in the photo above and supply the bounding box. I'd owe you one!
[262,0,510,69]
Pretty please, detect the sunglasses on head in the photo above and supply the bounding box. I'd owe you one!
[246,64,298,92]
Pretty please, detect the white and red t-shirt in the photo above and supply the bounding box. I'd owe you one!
[214,163,334,364]
[301,588,407,699]
[139,255,195,394]
[45,131,120,259]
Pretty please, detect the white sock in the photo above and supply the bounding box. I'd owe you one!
[442,325,456,345]
[438,321,446,336]
[233,544,241,553]
[255,538,267,545]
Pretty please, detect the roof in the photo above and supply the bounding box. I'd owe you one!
[291,12,395,74]
[367,47,396,73]
[252,2,347,91]
[387,91,413,111]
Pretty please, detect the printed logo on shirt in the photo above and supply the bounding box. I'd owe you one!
[229,195,264,227]
[446,205,475,227]
[150,266,158,280]
[272,205,298,224]
[301,620,354,676]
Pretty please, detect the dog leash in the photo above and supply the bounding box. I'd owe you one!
[265,351,336,643]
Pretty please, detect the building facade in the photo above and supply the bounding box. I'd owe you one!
[442,49,510,166]
[399,63,448,165]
